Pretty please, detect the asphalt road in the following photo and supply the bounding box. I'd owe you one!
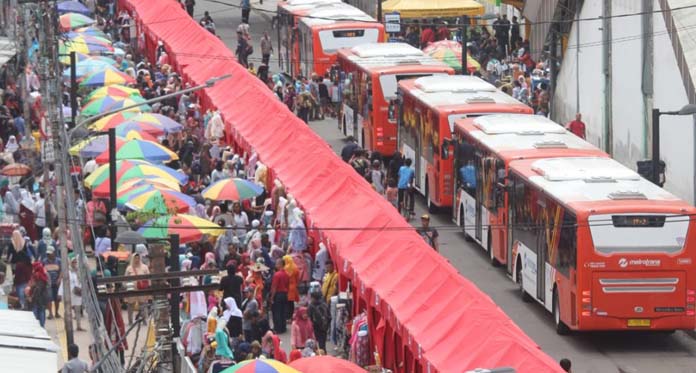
[197,1,696,371]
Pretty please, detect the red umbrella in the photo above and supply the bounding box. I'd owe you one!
[289,356,367,373]
[0,163,31,176]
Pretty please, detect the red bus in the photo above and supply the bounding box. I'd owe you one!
[508,156,696,333]
[276,0,342,76]
[297,4,384,78]
[396,76,532,211]
[450,114,608,267]
[337,43,453,155]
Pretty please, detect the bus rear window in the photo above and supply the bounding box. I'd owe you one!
[333,30,364,38]
[589,214,687,254]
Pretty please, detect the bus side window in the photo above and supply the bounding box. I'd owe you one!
[556,212,577,277]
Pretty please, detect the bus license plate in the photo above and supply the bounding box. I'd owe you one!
[627,319,651,327]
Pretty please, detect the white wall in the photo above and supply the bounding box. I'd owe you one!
[610,0,645,167]
[551,0,605,150]
[652,0,695,203]
[552,0,695,203]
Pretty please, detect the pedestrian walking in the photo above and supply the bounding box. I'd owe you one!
[185,0,195,16]
[290,307,315,350]
[261,31,273,66]
[59,257,84,331]
[270,259,289,333]
[417,214,439,251]
[28,262,49,327]
[43,247,61,320]
[241,0,251,24]
[307,291,330,350]
[61,344,89,373]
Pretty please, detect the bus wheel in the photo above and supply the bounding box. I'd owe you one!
[425,182,437,213]
[488,230,499,267]
[517,260,532,303]
[553,288,571,335]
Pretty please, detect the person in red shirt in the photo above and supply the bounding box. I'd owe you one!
[436,22,450,41]
[270,259,290,333]
[566,113,586,139]
[420,25,435,49]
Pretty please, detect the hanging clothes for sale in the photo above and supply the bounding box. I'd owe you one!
[349,312,369,366]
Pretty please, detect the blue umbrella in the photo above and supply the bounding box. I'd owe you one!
[62,59,116,80]
[57,1,91,16]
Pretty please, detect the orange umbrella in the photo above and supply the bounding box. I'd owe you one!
[0,163,31,176]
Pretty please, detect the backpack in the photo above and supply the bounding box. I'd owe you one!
[309,300,330,331]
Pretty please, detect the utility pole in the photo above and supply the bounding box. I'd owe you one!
[36,0,74,348]
[15,4,32,144]
[461,16,468,75]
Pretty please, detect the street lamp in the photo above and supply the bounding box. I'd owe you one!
[651,104,696,186]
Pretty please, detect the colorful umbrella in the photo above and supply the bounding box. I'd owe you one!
[115,128,158,141]
[94,139,178,164]
[59,36,113,56]
[72,26,108,39]
[423,40,480,73]
[94,121,166,137]
[90,112,138,131]
[220,359,301,373]
[57,1,91,15]
[201,178,264,201]
[289,356,366,373]
[0,163,31,176]
[125,188,195,213]
[80,69,135,88]
[84,159,187,189]
[60,52,116,66]
[137,214,224,243]
[85,85,142,101]
[65,32,111,45]
[59,13,95,30]
[92,177,181,198]
[68,134,127,157]
[123,113,184,133]
[81,95,149,116]
[62,60,117,80]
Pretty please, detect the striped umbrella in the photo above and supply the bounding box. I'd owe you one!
[85,85,142,101]
[57,1,91,15]
[72,26,108,39]
[62,60,116,80]
[124,113,184,133]
[137,214,224,244]
[91,176,181,198]
[59,13,95,30]
[90,112,138,131]
[68,134,127,157]
[81,96,150,116]
[59,36,113,55]
[65,31,111,45]
[84,160,187,189]
[125,188,196,213]
[80,69,135,88]
[115,128,159,141]
[201,178,264,201]
[97,121,166,137]
[94,139,178,164]
[220,359,301,373]
[60,53,116,66]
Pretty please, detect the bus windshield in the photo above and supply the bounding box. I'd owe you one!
[589,214,688,254]
[379,73,446,101]
[318,28,379,53]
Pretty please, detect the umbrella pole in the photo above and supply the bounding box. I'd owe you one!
[461,17,468,75]
[109,128,118,250]
[70,51,78,129]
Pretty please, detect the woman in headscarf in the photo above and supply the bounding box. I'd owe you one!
[262,331,288,363]
[5,135,18,153]
[284,255,299,319]
[4,185,19,223]
[214,328,234,361]
[13,245,31,309]
[237,253,251,280]
[209,205,221,223]
[290,307,314,350]
[288,208,307,252]
[125,253,150,325]
[222,297,243,341]
[36,227,53,262]
[28,262,49,327]
[214,224,234,265]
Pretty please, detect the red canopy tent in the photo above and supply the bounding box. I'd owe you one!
[119,0,565,372]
